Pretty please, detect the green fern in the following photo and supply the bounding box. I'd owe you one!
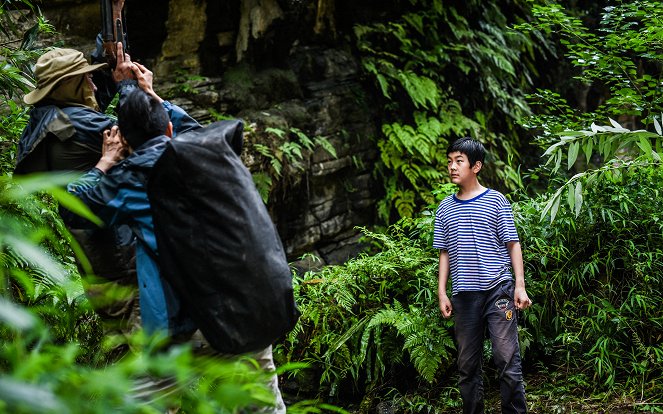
[396,71,440,110]
[377,105,480,219]
[283,223,452,395]
[247,126,338,203]
[366,301,454,383]
[356,1,533,221]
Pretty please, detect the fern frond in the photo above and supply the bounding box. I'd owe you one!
[314,136,338,158]
[396,71,440,110]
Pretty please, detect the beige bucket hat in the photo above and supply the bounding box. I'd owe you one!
[24,48,108,105]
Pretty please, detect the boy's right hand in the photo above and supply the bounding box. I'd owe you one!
[439,294,453,318]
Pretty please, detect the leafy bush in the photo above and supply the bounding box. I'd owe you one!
[281,206,459,407]
[538,117,663,222]
[0,173,292,413]
[509,1,663,406]
[518,1,663,143]
[0,2,55,175]
[517,163,663,400]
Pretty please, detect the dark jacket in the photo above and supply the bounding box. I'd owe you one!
[16,34,128,175]
[14,81,136,174]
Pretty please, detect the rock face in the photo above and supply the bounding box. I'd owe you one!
[154,0,207,78]
[40,0,381,268]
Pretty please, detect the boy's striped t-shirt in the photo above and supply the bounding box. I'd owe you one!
[433,188,519,294]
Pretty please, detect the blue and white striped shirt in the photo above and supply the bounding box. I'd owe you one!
[433,188,519,294]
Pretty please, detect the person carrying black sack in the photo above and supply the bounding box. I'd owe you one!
[63,88,290,413]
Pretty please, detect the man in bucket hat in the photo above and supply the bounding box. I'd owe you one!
[14,42,141,349]
[23,47,108,107]
[16,0,130,174]
[16,42,134,174]
[14,35,199,355]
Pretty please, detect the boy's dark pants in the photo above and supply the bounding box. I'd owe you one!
[452,280,527,414]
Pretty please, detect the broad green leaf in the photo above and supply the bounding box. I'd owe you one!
[550,195,562,223]
[590,123,605,133]
[0,378,65,413]
[542,140,566,157]
[541,186,564,222]
[567,184,575,213]
[608,118,622,129]
[50,187,103,227]
[604,120,629,132]
[555,131,588,137]
[638,136,653,158]
[574,181,583,217]
[654,117,662,135]
[554,150,562,173]
[567,141,580,170]
[2,172,79,200]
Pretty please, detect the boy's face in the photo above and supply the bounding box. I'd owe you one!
[447,151,482,186]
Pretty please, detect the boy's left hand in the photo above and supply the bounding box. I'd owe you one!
[514,286,532,310]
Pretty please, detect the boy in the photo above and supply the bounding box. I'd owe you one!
[433,137,532,414]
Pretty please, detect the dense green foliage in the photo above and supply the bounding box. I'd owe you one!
[538,118,663,222]
[520,0,663,134]
[518,165,663,396]
[0,4,331,413]
[2,0,663,412]
[0,1,54,171]
[278,1,663,412]
[355,0,536,221]
[281,216,460,410]
[283,213,454,396]
[518,0,663,222]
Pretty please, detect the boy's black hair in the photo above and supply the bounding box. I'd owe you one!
[447,137,486,167]
[117,89,169,149]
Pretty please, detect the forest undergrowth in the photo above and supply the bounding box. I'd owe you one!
[280,164,663,412]
[1,0,662,413]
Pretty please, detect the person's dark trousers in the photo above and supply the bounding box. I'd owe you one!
[451,280,527,414]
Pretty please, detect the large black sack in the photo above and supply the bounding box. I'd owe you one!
[147,119,300,354]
